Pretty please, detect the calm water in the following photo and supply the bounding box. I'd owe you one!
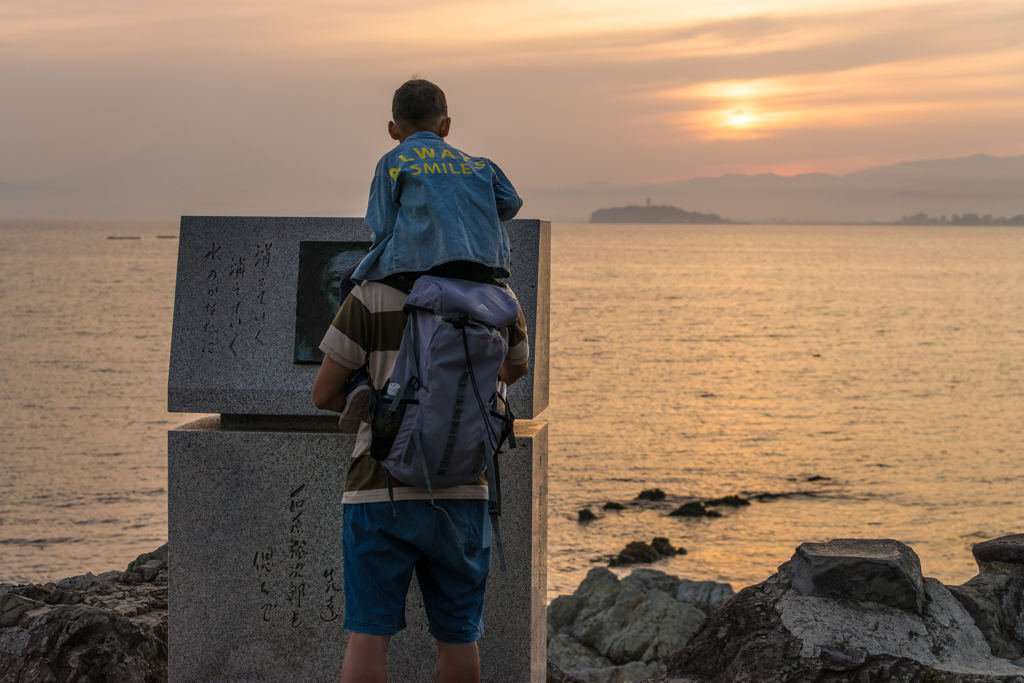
[1,221,1022,600]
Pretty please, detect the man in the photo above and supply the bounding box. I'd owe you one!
[312,275,529,683]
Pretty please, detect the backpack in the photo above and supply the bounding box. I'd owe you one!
[367,275,520,569]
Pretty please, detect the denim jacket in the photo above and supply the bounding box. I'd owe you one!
[354,131,522,282]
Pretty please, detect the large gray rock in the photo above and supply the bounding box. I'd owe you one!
[0,548,168,683]
[674,581,735,616]
[120,544,169,585]
[786,538,926,615]
[667,539,1024,683]
[948,534,1024,663]
[546,658,588,683]
[973,535,1024,566]
[547,568,733,682]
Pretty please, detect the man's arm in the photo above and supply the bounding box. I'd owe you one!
[499,360,528,385]
[500,304,530,385]
[312,355,354,412]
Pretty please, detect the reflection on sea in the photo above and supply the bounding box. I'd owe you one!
[0,221,1021,598]
[544,223,1024,599]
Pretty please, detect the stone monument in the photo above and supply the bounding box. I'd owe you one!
[167,217,550,682]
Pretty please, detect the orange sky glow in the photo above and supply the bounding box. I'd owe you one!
[1,0,1022,188]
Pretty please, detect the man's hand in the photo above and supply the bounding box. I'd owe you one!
[312,355,354,412]
[499,360,528,386]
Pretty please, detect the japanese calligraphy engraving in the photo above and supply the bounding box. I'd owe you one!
[202,241,223,354]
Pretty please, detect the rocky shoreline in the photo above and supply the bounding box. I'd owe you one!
[548,535,1024,683]
[4,536,1023,683]
[0,546,168,683]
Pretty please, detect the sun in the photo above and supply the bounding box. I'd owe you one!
[728,113,754,127]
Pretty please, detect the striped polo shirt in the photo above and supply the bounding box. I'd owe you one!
[319,280,530,504]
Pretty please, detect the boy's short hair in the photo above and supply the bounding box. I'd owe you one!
[392,79,448,126]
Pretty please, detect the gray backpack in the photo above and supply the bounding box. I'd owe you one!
[368,275,520,569]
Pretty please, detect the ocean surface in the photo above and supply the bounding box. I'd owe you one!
[1,220,1022,601]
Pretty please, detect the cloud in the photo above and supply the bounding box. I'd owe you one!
[662,46,1024,140]
[0,0,1022,186]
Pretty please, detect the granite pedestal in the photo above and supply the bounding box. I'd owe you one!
[167,216,550,682]
[169,418,546,683]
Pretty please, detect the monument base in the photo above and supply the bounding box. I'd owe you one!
[168,416,547,683]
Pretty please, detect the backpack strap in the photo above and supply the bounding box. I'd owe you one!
[490,391,517,451]
[381,462,397,517]
[456,319,499,449]
[389,320,420,413]
[483,441,507,571]
[411,430,434,506]
[453,315,508,571]
[411,430,463,549]
[438,371,471,475]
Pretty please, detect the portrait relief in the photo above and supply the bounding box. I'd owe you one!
[293,241,372,363]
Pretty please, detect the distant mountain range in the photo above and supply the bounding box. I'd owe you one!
[523,154,1024,224]
[1,128,1022,224]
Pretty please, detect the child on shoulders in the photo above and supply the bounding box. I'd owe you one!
[352,78,522,286]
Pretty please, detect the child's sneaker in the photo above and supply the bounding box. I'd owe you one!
[337,367,371,433]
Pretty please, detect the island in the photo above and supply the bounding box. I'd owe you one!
[894,212,1024,226]
[590,200,732,224]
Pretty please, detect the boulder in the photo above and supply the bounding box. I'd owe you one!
[704,496,749,507]
[751,491,817,502]
[604,502,626,510]
[546,657,590,683]
[119,544,169,585]
[611,542,663,566]
[636,489,666,502]
[947,534,1024,663]
[674,580,735,615]
[667,539,1024,683]
[0,546,169,683]
[579,509,599,522]
[609,538,685,567]
[548,567,732,682]
[548,633,616,673]
[651,538,686,558]
[973,534,1024,566]
[668,502,722,518]
[786,538,926,615]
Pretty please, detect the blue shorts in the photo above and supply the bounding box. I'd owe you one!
[342,499,491,644]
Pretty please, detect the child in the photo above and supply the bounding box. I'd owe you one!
[351,78,523,285]
[336,78,523,431]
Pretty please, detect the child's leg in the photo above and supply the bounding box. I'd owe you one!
[337,258,363,307]
[434,640,480,683]
[339,633,390,683]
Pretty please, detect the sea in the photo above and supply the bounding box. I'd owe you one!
[1,220,1022,601]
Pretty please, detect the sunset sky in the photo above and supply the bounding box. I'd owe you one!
[2,0,1023,190]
